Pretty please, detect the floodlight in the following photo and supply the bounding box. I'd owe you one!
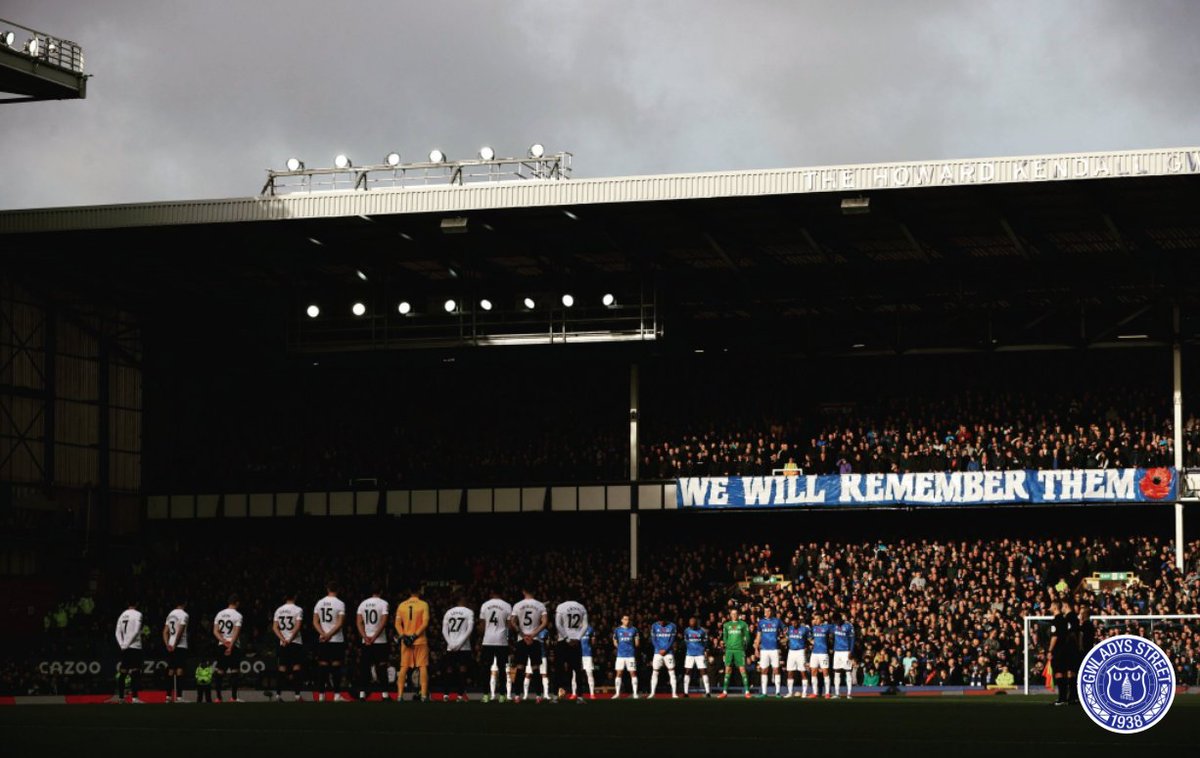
[523,297,536,310]
[480,299,493,311]
[561,294,575,308]
[334,154,352,169]
[429,149,446,163]
[528,143,545,159]
[355,269,368,281]
[0,32,14,47]
[25,37,39,56]
[385,152,401,167]
[306,305,320,318]
[285,157,304,171]
[479,146,496,161]
[47,41,57,54]
[602,293,615,307]
[398,301,412,315]
[352,302,366,317]
[444,299,457,313]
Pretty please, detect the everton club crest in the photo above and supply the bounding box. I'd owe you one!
[1078,634,1175,733]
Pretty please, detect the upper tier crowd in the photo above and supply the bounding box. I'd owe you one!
[150,382,1200,491]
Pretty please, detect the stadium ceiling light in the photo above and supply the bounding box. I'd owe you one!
[563,210,578,221]
[443,299,457,313]
[385,152,401,167]
[1117,334,1148,340]
[351,302,367,317]
[25,37,39,56]
[523,297,536,310]
[561,294,575,308]
[306,304,320,318]
[479,146,496,161]
[285,157,304,171]
[528,143,545,159]
[398,301,412,315]
[840,196,870,215]
[479,298,493,311]
[334,154,352,169]
[429,149,446,163]
[602,293,616,307]
[355,269,368,281]
[0,31,14,47]
[852,343,866,348]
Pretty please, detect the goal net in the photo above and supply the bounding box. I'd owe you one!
[1021,614,1199,695]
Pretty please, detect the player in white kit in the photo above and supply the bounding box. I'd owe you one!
[554,598,589,703]
[442,599,475,701]
[356,587,390,701]
[313,581,347,701]
[114,601,144,703]
[213,595,245,702]
[272,592,305,701]
[479,592,512,701]
[510,588,549,702]
[163,601,189,703]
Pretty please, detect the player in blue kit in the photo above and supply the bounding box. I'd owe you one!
[573,624,595,698]
[809,613,834,698]
[832,614,856,698]
[648,616,679,698]
[754,607,784,697]
[784,615,811,698]
[612,616,640,699]
[681,617,711,697]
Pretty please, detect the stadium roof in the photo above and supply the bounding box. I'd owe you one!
[4,146,1200,355]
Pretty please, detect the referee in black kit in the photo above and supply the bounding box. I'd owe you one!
[1048,599,1079,705]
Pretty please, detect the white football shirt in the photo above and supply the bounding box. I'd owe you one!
[555,601,588,641]
[479,599,512,646]
[165,608,190,649]
[274,602,304,645]
[442,606,475,651]
[512,598,548,637]
[357,597,390,644]
[314,596,347,642]
[115,609,143,649]
[214,608,244,646]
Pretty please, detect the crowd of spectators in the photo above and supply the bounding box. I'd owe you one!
[640,390,1181,479]
[7,525,1198,695]
[143,349,1200,492]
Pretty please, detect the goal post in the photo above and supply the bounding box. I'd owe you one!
[1021,614,1200,695]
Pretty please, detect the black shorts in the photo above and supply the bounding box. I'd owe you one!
[482,645,509,670]
[318,641,346,664]
[278,643,305,668]
[361,643,389,666]
[1053,649,1079,673]
[217,646,243,672]
[119,648,144,671]
[165,648,189,669]
[444,650,472,670]
[513,640,542,668]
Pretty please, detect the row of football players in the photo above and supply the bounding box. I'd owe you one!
[114,584,856,702]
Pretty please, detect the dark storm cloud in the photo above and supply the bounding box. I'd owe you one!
[1,0,1198,209]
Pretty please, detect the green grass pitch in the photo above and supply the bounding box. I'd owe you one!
[3,695,1196,757]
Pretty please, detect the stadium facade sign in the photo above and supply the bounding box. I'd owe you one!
[676,467,1176,508]
[794,150,1200,193]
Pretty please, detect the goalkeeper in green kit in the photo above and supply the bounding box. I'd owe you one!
[718,608,752,699]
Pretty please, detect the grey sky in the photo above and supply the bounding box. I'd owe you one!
[2,0,1198,210]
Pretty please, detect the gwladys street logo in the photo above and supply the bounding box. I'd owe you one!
[1078,634,1175,734]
